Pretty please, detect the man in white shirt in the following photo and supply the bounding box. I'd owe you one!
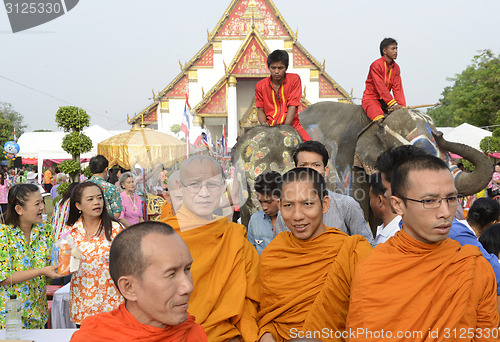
[369,172,400,245]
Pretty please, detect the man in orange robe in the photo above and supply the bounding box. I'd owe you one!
[346,155,499,341]
[160,171,182,220]
[163,155,260,342]
[71,221,207,342]
[259,168,372,342]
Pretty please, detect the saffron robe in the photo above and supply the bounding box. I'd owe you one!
[70,304,207,341]
[346,229,499,342]
[163,207,260,342]
[258,227,372,341]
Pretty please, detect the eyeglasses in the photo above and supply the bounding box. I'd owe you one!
[399,195,463,209]
[182,180,224,193]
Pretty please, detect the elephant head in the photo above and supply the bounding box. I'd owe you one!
[231,125,302,227]
[354,108,492,196]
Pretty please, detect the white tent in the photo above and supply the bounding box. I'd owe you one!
[17,125,127,183]
[442,123,492,151]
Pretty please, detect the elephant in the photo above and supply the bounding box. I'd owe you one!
[232,102,493,228]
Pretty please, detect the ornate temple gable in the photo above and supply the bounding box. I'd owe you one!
[193,45,214,68]
[164,75,189,99]
[210,0,295,40]
[143,104,158,123]
[195,79,228,117]
[292,41,350,101]
[292,45,314,68]
[229,29,270,77]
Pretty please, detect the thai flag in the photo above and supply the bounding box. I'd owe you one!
[222,125,227,155]
[180,102,190,137]
[205,130,213,150]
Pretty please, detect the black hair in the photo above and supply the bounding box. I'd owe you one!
[380,37,397,56]
[376,145,428,183]
[369,172,386,197]
[292,140,329,167]
[4,184,41,227]
[467,198,500,230]
[0,172,4,186]
[391,155,449,199]
[254,171,282,197]
[60,182,80,204]
[66,182,118,241]
[109,221,175,293]
[89,155,109,174]
[267,49,289,69]
[280,167,328,201]
[479,223,500,257]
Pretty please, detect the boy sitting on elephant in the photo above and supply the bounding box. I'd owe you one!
[255,49,311,141]
[362,37,406,121]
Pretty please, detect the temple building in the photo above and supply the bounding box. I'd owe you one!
[128,0,351,147]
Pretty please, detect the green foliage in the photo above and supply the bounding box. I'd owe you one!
[58,160,81,175]
[61,132,93,156]
[55,106,90,132]
[33,129,53,132]
[83,166,92,179]
[0,102,25,160]
[170,124,181,136]
[480,136,500,155]
[458,159,475,172]
[428,50,500,127]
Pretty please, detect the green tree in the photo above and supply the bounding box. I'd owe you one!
[428,50,500,127]
[55,106,93,181]
[0,102,26,160]
[170,124,181,137]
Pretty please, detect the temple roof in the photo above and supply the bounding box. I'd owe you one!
[128,0,351,125]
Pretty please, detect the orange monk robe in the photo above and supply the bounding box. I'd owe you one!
[70,304,207,342]
[258,227,372,342]
[159,201,174,221]
[346,229,499,342]
[163,206,260,342]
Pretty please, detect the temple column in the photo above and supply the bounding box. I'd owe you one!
[227,76,238,148]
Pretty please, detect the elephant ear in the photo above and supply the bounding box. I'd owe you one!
[354,120,392,175]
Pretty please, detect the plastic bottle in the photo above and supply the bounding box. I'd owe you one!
[5,294,21,340]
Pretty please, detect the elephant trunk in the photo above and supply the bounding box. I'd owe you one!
[433,131,493,196]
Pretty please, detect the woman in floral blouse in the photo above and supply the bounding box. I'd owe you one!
[63,181,124,325]
[0,183,61,328]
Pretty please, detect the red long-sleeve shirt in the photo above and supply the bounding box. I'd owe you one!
[362,57,406,112]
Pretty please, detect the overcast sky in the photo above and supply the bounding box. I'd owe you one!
[1,0,498,133]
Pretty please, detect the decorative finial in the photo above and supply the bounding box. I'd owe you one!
[152,89,156,101]
[303,86,306,98]
[201,87,205,99]
[294,28,298,42]
[207,29,210,41]
[140,113,145,128]
[127,113,130,121]
[322,59,325,71]
[223,60,227,74]
[179,60,184,71]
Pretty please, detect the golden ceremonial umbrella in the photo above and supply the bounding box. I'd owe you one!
[97,125,186,169]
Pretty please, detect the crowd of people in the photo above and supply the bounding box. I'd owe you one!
[0,41,499,341]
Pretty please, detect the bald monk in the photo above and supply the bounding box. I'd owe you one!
[163,155,260,342]
[71,221,207,341]
[346,155,499,341]
[160,171,182,220]
[259,168,372,342]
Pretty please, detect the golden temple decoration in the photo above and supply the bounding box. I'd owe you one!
[151,89,157,101]
[310,69,319,81]
[201,87,205,99]
[228,75,237,86]
[322,59,326,72]
[178,60,184,71]
[303,86,306,98]
[188,69,198,82]
[160,98,169,114]
[284,40,293,52]
[213,41,222,53]
[192,114,203,126]
[223,60,228,74]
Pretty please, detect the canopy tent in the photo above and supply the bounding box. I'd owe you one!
[97,126,186,169]
[17,125,126,183]
[442,123,492,151]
